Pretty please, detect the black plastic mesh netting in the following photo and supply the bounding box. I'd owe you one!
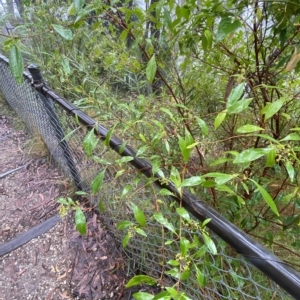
[0,56,294,299]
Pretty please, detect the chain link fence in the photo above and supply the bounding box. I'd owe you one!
[0,53,299,299]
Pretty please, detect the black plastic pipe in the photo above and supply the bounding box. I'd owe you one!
[1,53,299,298]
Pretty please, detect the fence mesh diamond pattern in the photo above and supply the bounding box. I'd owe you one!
[0,55,295,299]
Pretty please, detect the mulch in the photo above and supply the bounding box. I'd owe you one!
[0,99,134,299]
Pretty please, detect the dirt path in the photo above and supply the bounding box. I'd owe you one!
[0,98,130,299]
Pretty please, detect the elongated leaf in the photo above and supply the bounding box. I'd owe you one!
[135,228,147,237]
[67,3,76,16]
[122,233,131,248]
[280,133,300,141]
[180,176,203,187]
[196,117,209,136]
[9,44,24,84]
[204,172,234,185]
[153,213,176,234]
[146,55,157,83]
[216,17,241,42]
[266,148,276,167]
[131,202,146,227]
[233,148,269,164]
[180,237,190,256]
[132,292,154,300]
[214,111,227,129]
[125,275,157,288]
[117,220,134,230]
[227,98,252,114]
[51,24,73,40]
[159,188,175,196]
[91,169,105,194]
[202,29,213,51]
[237,125,263,133]
[74,0,85,12]
[178,135,190,162]
[285,161,295,182]
[210,157,232,166]
[227,83,244,107]
[203,233,217,254]
[250,179,279,216]
[195,266,206,288]
[264,98,284,120]
[75,208,86,235]
[176,207,190,221]
[83,128,98,156]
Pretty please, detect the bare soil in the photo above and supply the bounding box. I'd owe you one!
[0,98,132,299]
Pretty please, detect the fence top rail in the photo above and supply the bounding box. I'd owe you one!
[1,52,300,298]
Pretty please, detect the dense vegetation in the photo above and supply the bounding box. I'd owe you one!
[1,0,300,298]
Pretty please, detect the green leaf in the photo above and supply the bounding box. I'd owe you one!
[203,172,234,185]
[91,169,106,194]
[83,128,98,157]
[116,156,134,164]
[74,0,85,12]
[105,124,116,147]
[180,237,190,256]
[153,213,176,234]
[203,29,213,50]
[170,166,181,188]
[250,179,279,216]
[196,117,209,136]
[125,275,157,288]
[51,24,73,40]
[178,135,190,162]
[195,266,206,288]
[61,57,71,75]
[135,228,147,237]
[176,207,190,221]
[75,208,86,235]
[167,260,180,266]
[201,180,216,188]
[98,198,105,212]
[214,111,227,129]
[263,98,284,120]
[159,188,175,196]
[133,292,154,300]
[131,202,146,227]
[117,220,134,230]
[266,148,276,167]
[227,83,244,107]
[202,218,211,227]
[57,197,69,205]
[280,133,300,141]
[75,191,87,196]
[216,17,241,42]
[9,44,24,84]
[210,158,232,166]
[146,55,157,83]
[227,98,252,114]
[233,148,269,164]
[67,2,76,16]
[92,156,112,165]
[121,184,132,197]
[122,233,131,248]
[203,233,217,254]
[285,161,295,182]
[237,125,264,133]
[180,176,203,187]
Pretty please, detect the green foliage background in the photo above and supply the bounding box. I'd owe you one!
[2,0,300,297]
